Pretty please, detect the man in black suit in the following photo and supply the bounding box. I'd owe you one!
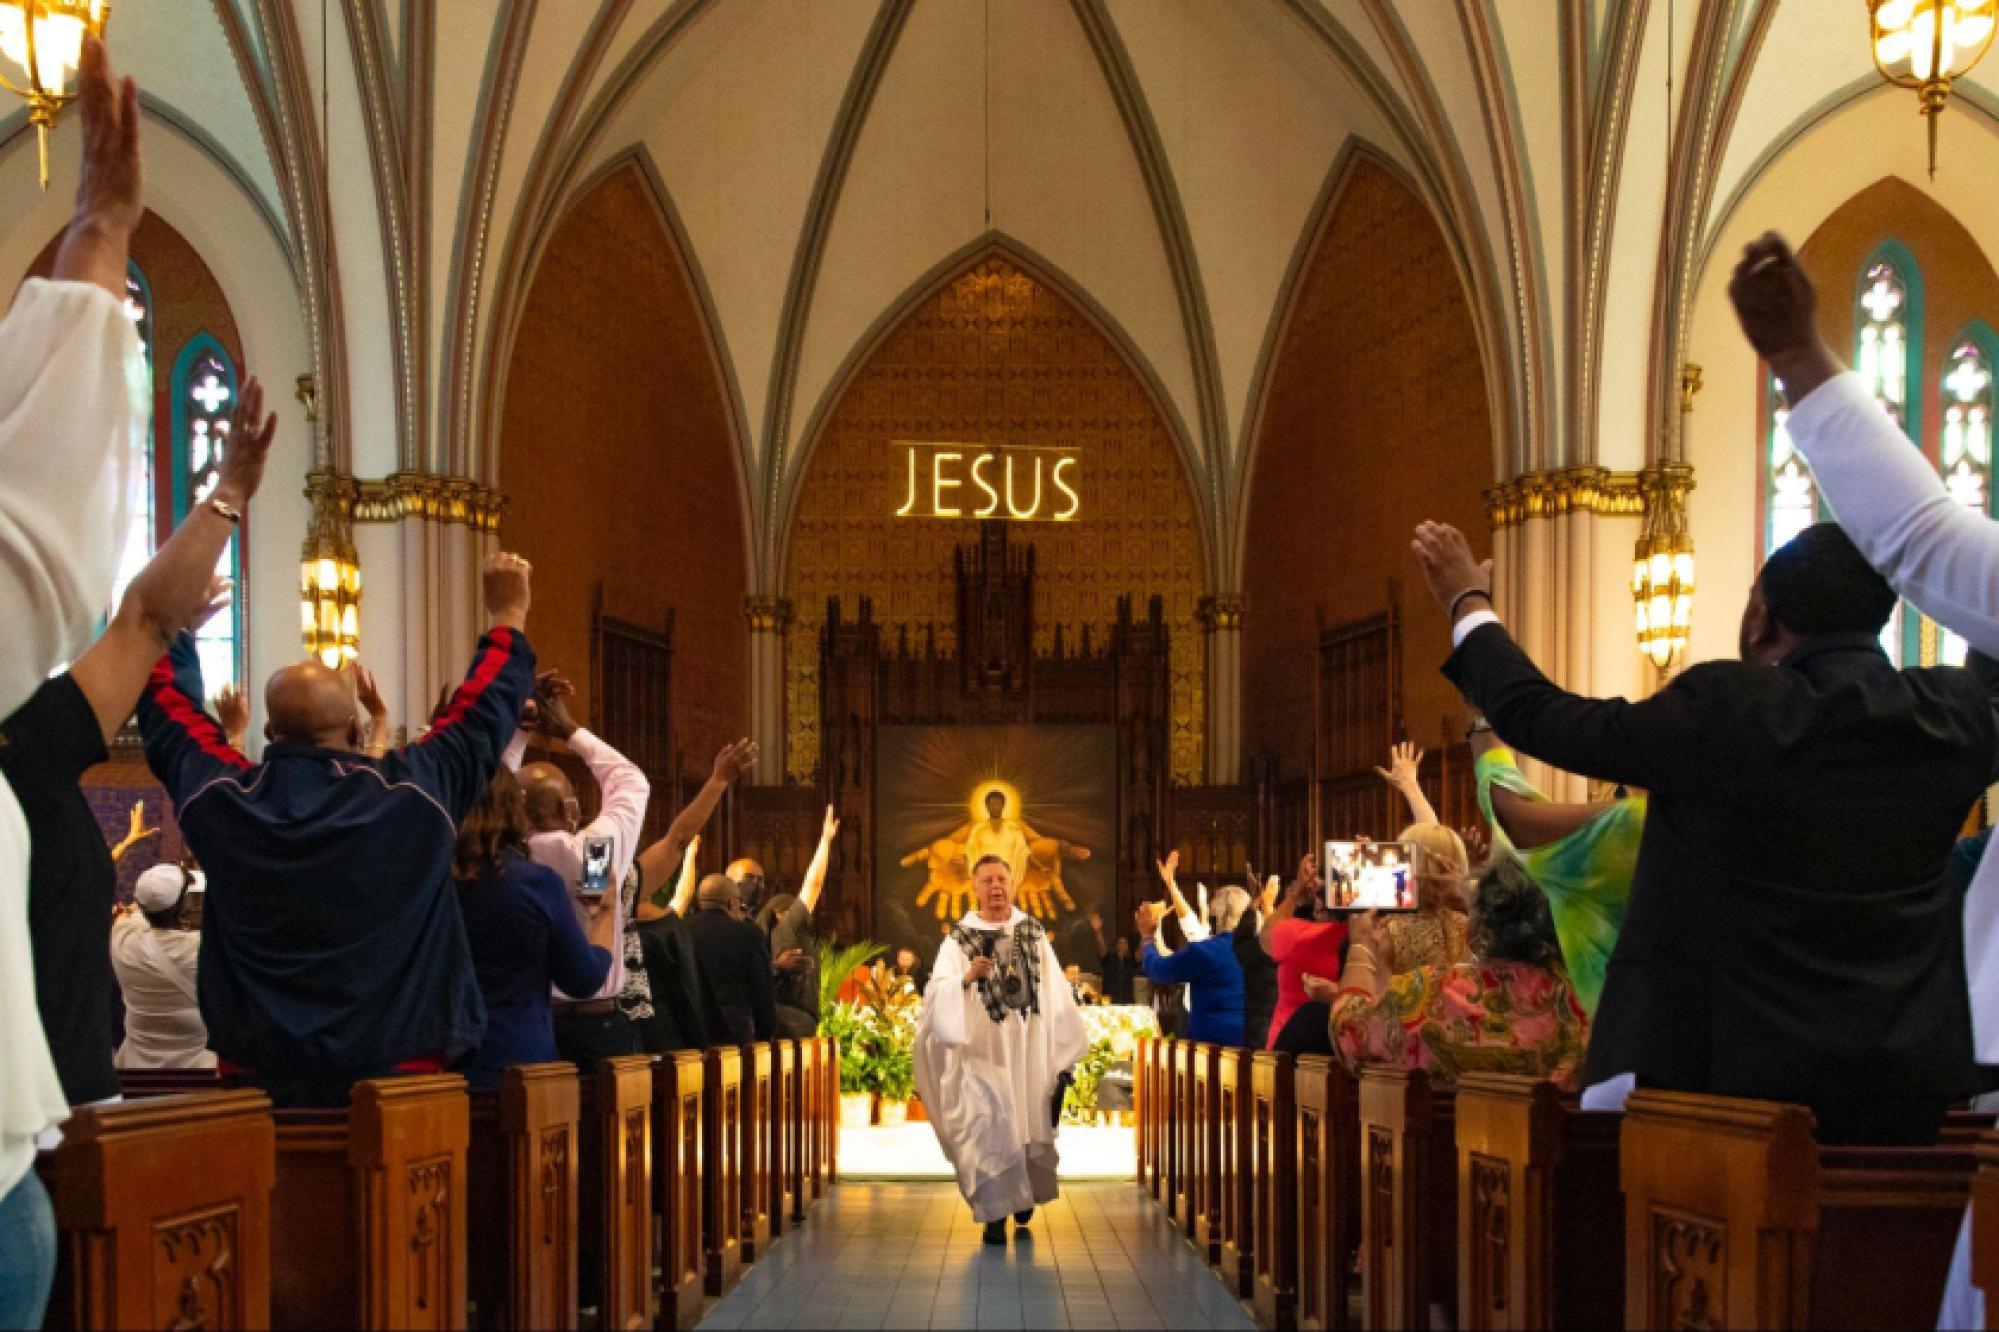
[1412,519,1996,1145]
[683,874,778,1046]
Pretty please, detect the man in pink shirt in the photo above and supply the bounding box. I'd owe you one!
[510,678,651,1065]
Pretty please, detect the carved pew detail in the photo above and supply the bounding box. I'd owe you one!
[1219,1047,1257,1299]
[1294,1056,1359,1332]
[651,1052,706,1330]
[1253,1050,1299,1330]
[1173,1040,1196,1230]
[466,1063,579,1330]
[1453,1072,1622,1332]
[798,1037,823,1209]
[1358,1067,1457,1332]
[702,1046,744,1295]
[44,1090,275,1332]
[270,1074,470,1330]
[740,1042,774,1263]
[819,1036,838,1196]
[1191,1042,1223,1265]
[1622,1089,1975,1331]
[772,1040,797,1233]
[576,1056,654,1331]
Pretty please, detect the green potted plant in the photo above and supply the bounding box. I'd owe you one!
[821,1001,879,1129]
[872,1036,916,1127]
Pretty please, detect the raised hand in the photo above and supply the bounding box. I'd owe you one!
[712,738,759,785]
[351,661,386,722]
[1135,900,1163,939]
[216,376,277,508]
[1155,849,1179,887]
[1727,231,1841,404]
[821,804,841,841]
[212,682,249,748]
[1375,740,1424,791]
[188,574,233,633]
[76,37,142,234]
[1410,522,1493,619]
[482,552,532,627]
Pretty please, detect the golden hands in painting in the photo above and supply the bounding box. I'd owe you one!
[1014,823,1089,921]
[903,837,974,921]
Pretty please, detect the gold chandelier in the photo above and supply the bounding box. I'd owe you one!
[1870,0,1996,179]
[301,471,361,671]
[0,1,108,189]
[1633,463,1697,673]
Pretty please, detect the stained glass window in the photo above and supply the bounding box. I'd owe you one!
[171,336,240,696]
[109,262,154,617]
[1856,248,1922,666]
[1938,333,1995,666]
[1765,375,1819,555]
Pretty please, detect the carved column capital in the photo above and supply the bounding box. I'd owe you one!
[1196,595,1247,633]
[744,596,794,634]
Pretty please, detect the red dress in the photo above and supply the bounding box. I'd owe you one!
[1266,917,1347,1048]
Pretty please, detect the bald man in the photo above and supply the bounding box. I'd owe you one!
[501,677,651,1067]
[138,553,537,1107]
[684,873,777,1046]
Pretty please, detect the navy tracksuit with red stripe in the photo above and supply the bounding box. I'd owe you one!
[137,627,535,1084]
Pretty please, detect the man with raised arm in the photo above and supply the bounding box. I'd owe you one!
[138,553,538,1108]
[744,804,841,1038]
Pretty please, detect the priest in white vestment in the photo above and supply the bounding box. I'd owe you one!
[916,854,1089,1245]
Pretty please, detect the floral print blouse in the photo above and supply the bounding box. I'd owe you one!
[1329,960,1590,1090]
[1377,907,1471,977]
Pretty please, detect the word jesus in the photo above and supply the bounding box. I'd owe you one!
[894,442,1082,522]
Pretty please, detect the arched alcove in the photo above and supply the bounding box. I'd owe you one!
[497,159,752,763]
[782,249,1209,785]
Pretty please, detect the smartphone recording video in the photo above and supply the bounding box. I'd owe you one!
[580,834,614,898]
[1322,840,1418,912]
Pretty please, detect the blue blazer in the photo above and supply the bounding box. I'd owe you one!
[1141,934,1245,1047]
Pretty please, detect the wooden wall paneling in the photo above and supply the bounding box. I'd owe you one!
[43,1090,275,1332]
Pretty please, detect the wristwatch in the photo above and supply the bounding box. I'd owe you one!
[207,498,243,525]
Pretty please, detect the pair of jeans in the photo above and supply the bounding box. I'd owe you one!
[0,1168,56,1330]
[552,1008,637,1072]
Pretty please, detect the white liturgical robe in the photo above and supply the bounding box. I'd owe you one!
[915,909,1090,1223]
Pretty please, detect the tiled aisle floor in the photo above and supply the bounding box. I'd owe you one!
[695,1183,1258,1330]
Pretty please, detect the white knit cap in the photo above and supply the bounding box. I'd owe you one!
[132,864,203,913]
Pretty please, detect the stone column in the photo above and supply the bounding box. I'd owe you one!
[1197,595,1246,787]
[744,595,793,786]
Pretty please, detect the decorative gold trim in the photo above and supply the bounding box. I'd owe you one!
[307,470,507,532]
[1197,596,1247,632]
[743,596,793,635]
[1484,466,1652,530]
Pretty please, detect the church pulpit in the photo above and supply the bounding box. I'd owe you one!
[1621,1089,1975,1330]
[1252,1050,1299,1330]
[1452,1073,1621,1331]
[269,1074,470,1330]
[650,1051,705,1330]
[1190,1043,1223,1264]
[1172,1040,1196,1229]
[1293,1056,1359,1332]
[577,1055,656,1331]
[1358,1066,1457,1332]
[770,1040,797,1232]
[1218,1047,1257,1299]
[701,1046,744,1295]
[465,1063,580,1330]
[739,1042,775,1263]
[41,1090,274,1331]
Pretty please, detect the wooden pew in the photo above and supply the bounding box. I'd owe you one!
[269,1074,469,1329]
[783,1038,808,1222]
[1294,1056,1359,1332]
[740,1042,775,1263]
[1453,1072,1621,1331]
[1358,1066,1457,1332]
[798,1037,823,1210]
[1253,1050,1299,1330]
[1219,1047,1257,1299]
[42,1090,275,1331]
[1172,1039,1195,1229]
[772,1039,798,1232]
[1138,1035,1162,1203]
[651,1051,706,1329]
[1189,1043,1223,1264]
[576,1055,655,1331]
[465,1064,580,1330]
[1622,1089,1975,1330]
[702,1045,744,1295]
[117,1068,223,1098]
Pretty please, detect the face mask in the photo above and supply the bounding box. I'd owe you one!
[737,875,768,914]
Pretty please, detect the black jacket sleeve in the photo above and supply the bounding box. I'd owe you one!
[745,921,779,1041]
[1443,620,1708,794]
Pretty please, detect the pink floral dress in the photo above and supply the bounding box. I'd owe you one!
[1329,960,1589,1090]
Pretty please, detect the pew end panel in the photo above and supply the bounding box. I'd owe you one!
[578,1055,657,1331]
[739,1042,775,1263]
[44,1090,276,1332]
[1252,1050,1299,1331]
[466,1063,580,1331]
[1358,1066,1457,1332]
[772,1040,798,1234]
[1219,1048,1256,1300]
[702,1046,744,1296]
[653,1051,707,1329]
[1191,1043,1224,1266]
[1294,1056,1359,1332]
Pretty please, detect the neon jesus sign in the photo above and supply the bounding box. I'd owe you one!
[893,442,1081,522]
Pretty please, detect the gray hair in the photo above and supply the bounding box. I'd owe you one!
[1208,886,1252,936]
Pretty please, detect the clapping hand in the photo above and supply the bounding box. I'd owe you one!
[1155,849,1179,888]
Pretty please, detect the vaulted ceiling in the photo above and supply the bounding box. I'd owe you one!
[7,0,1999,593]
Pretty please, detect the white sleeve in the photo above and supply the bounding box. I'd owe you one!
[919,939,969,1049]
[568,727,651,880]
[0,280,141,717]
[1785,371,1999,654]
[500,729,528,772]
[1041,937,1091,1074]
[1453,609,1502,648]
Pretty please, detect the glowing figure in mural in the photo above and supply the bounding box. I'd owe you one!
[904,782,1092,921]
